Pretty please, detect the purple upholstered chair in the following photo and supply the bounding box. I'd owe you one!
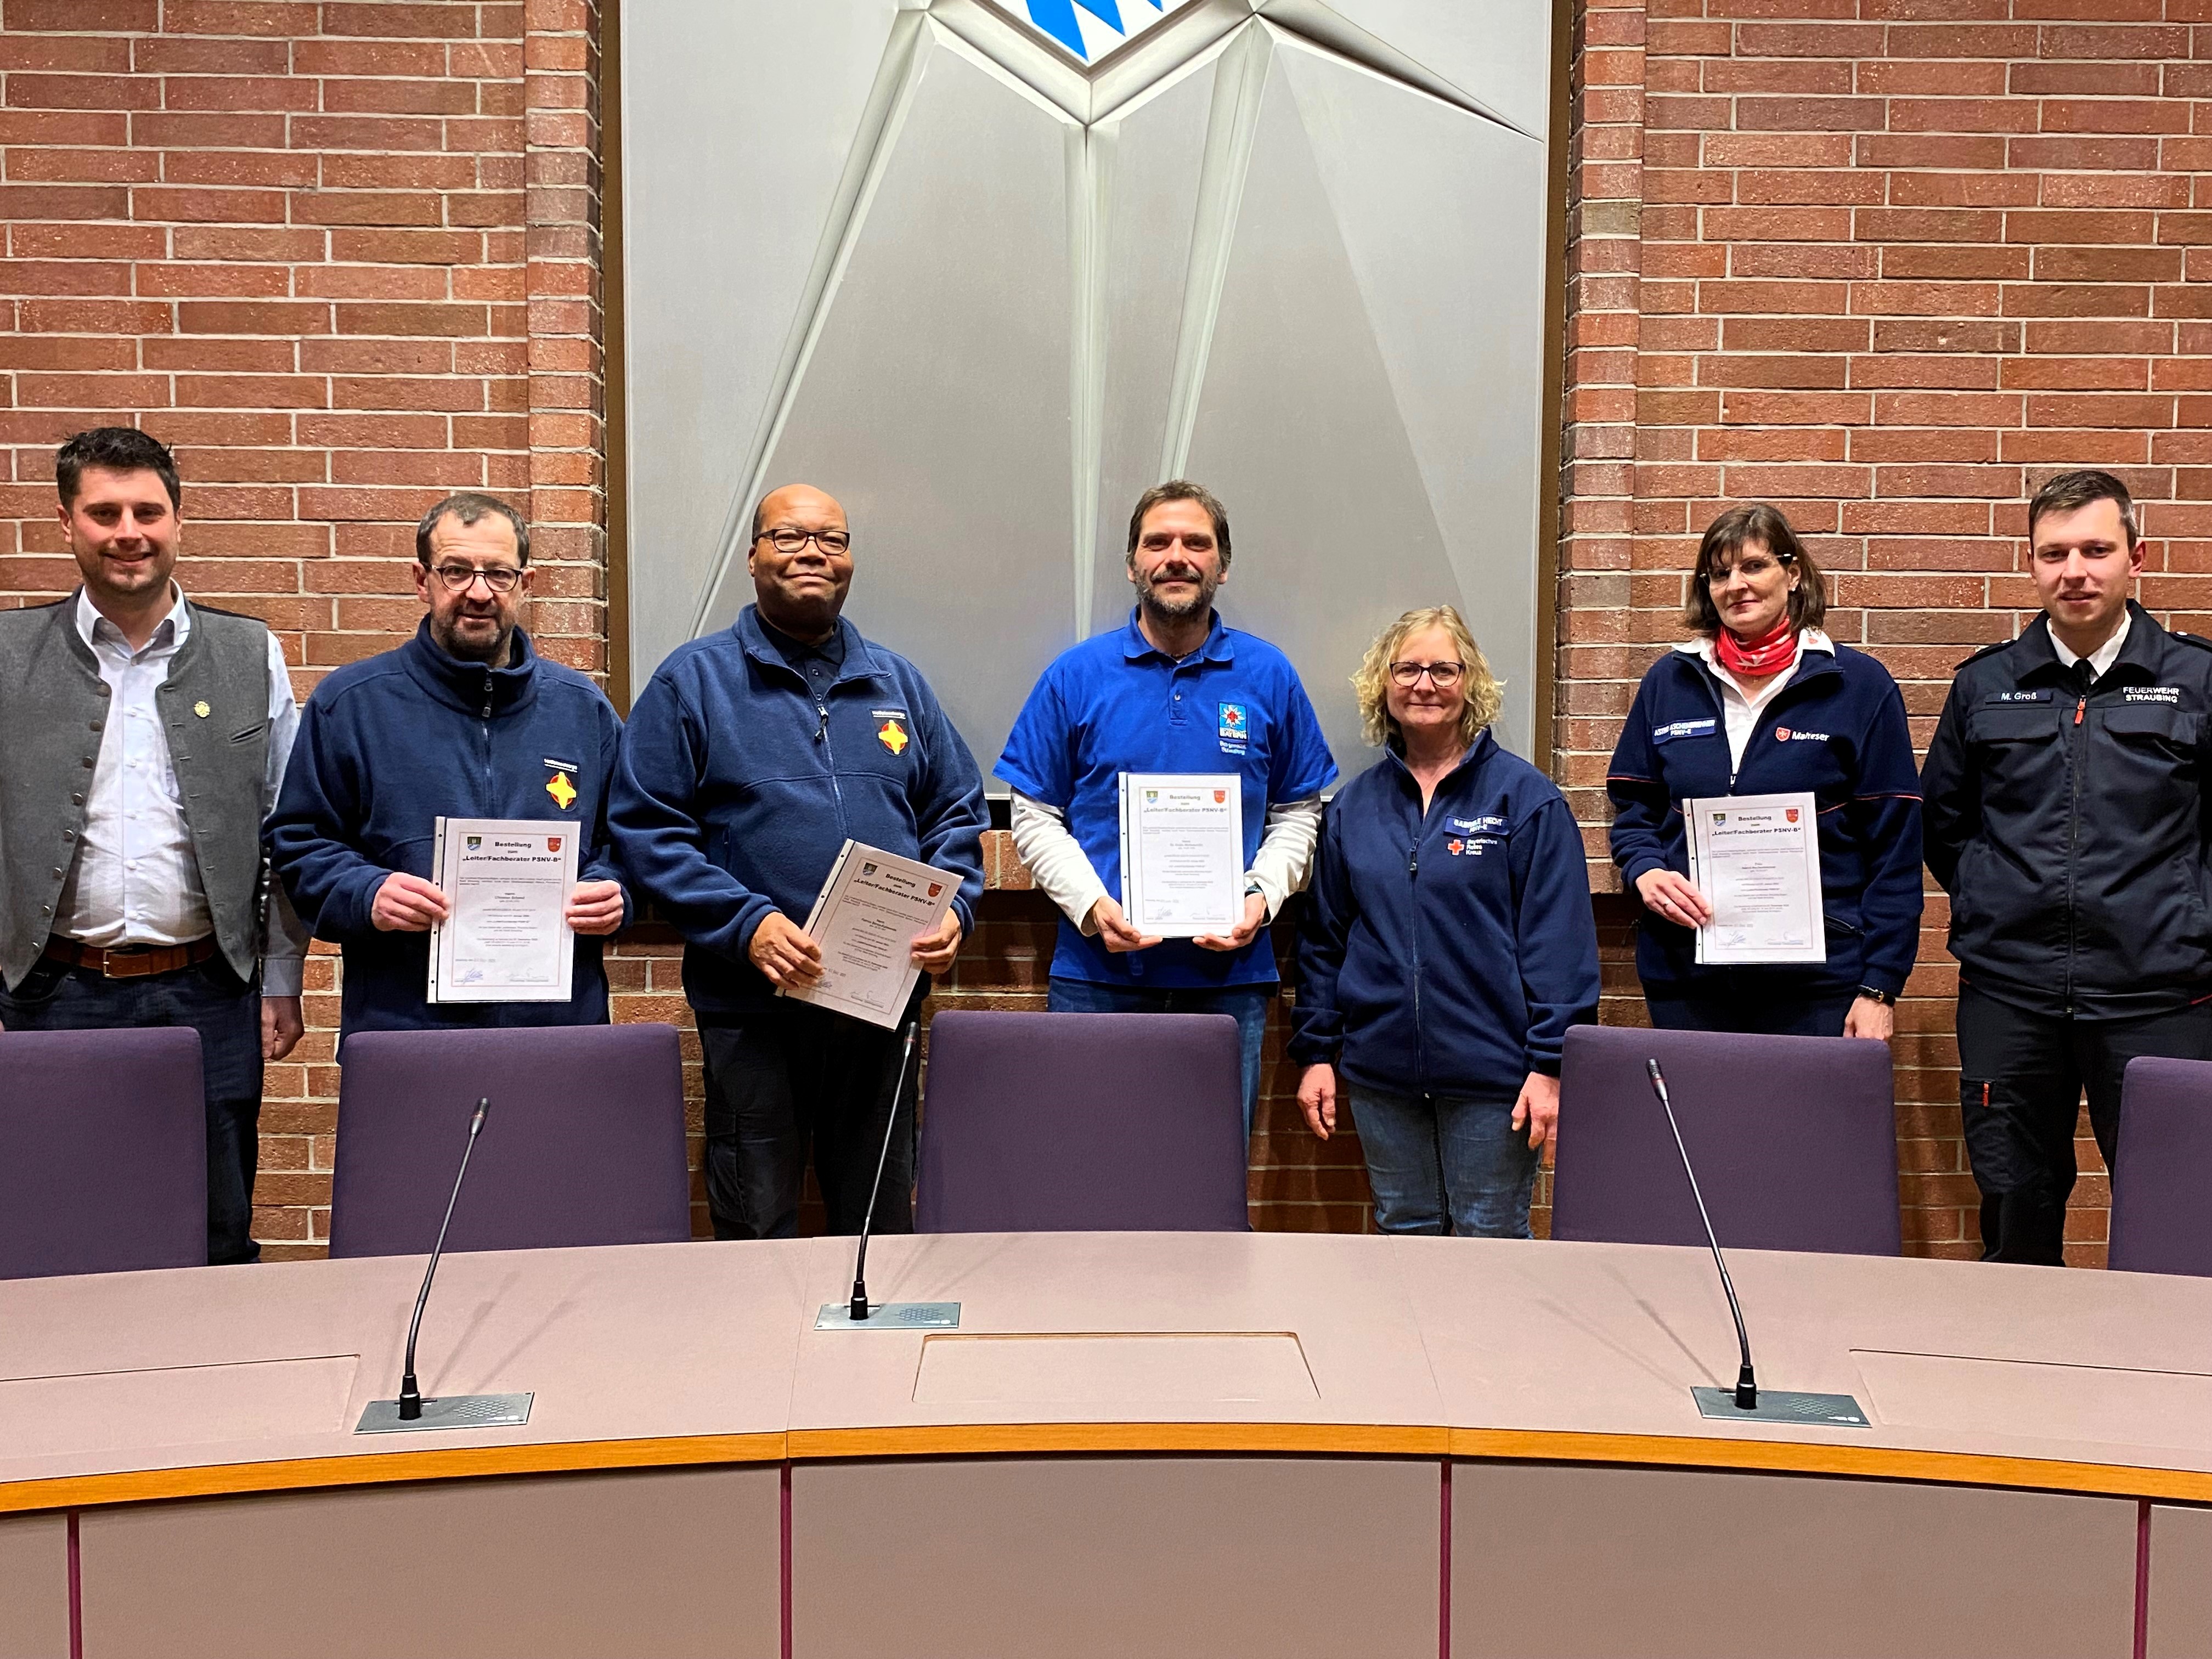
[2109,1057,2212,1277]
[328,1024,691,1258]
[0,1026,208,1279]
[1552,1024,1901,1256]
[915,1011,1248,1232]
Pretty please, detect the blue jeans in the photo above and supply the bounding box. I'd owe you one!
[1046,977,1272,1141]
[1348,1086,1536,1238]
[0,952,263,1265]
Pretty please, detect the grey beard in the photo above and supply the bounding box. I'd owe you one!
[432,614,514,666]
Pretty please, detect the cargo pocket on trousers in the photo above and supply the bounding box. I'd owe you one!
[1960,1077,2039,1193]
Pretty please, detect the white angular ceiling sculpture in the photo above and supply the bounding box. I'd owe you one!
[623,0,1550,770]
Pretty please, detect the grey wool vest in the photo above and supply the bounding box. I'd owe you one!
[0,593,275,990]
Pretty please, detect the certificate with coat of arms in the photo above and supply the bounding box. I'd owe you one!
[426,818,580,1003]
[1118,773,1245,938]
[781,839,958,1028]
[1684,792,1826,966]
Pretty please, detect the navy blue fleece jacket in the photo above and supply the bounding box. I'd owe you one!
[607,606,988,1019]
[269,620,628,1041]
[1294,732,1601,1098]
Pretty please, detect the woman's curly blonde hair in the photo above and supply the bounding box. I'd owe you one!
[1352,606,1505,751]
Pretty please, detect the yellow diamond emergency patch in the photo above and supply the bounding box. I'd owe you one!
[877,718,909,756]
[546,769,578,809]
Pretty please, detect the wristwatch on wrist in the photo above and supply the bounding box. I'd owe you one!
[1856,985,1896,1006]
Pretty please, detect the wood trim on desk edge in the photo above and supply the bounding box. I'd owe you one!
[784,1421,1453,1460]
[0,1432,787,1516]
[1450,1429,2212,1504]
[10,1423,2212,1515]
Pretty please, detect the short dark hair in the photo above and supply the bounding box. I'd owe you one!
[415,492,529,566]
[2029,469,2137,548]
[1127,479,1232,568]
[57,427,180,510]
[1683,501,1827,636]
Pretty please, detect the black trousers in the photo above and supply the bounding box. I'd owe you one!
[1644,974,1856,1037]
[1956,981,2212,1266]
[697,996,921,1240]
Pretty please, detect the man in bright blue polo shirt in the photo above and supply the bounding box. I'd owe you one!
[998,480,1336,1137]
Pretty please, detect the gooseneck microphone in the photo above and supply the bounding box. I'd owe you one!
[1645,1059,1758,1410]
[398,1096,490,1420]
[849,1020,920,1322]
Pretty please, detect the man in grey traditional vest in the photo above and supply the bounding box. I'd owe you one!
[0,428,309,1265]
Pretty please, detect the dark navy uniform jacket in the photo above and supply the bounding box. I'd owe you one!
[1922,601,2212,1018]
[1607,638,1925,1000]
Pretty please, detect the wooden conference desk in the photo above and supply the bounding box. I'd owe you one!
[2,1232,2210,1658]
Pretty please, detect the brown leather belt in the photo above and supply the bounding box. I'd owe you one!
[43,936,219,979]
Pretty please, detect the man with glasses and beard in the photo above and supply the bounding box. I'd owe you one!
[997,480,1337,1141]
[270,493,629,1044]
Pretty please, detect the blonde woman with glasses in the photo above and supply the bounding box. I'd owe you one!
[1292,607,1600,1237]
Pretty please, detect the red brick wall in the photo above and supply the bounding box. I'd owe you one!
[0,0,603,1257]
[5,0,2203,1259]
[1559,0,2209,1265]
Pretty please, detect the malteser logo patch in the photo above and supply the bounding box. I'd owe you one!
[1775,726,1830,743]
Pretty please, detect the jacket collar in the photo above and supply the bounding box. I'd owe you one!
[1121,605,1233,665]
[736,604,884,689]
[399,616,540,715]
[2013,601,2163,686]
[1674,627,1836,675]
[1383,726,1497,797]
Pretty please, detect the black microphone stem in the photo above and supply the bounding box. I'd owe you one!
[1645,1060,1757,1409]
[850,1020,919,1322]
[398,1096,490,1421]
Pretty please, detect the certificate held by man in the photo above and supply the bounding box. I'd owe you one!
[1118,772,1244,938]
[1684,791,1826,966]
[427,819,580,1002]
[780,840,959,1029]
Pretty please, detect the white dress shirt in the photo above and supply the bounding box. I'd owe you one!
[2048,608,2130,679]
[1010,792,1324,932]
[56,586,309,995]
[1675,628,1836,774]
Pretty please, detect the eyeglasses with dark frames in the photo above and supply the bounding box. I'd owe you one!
[758,527,851,556]
[431,563,522,594]
[1388,660,1466,689]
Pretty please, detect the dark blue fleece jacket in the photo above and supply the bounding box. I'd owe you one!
[608,606,988,1019]
[1606,641,1924,998]
[269,620,628,1041]
[1293,732,1601,1098]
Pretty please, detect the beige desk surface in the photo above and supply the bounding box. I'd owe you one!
[5,1232,2212,1511]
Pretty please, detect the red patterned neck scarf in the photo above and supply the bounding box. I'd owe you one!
[1715,618,1796,678]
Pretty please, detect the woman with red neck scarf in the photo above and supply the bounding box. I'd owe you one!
[1606,503,1925,1039]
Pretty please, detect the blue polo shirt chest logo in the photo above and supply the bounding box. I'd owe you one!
[1218,701,1248,755]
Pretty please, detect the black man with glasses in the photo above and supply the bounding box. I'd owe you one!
[997,480,1337,1142]
[270,492,630,1042]
[610,483,988,1241]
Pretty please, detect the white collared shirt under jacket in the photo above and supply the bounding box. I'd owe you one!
[55,586,309,995]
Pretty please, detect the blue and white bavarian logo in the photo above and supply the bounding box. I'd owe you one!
[1014,0,1192,61]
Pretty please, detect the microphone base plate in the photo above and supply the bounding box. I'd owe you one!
[815,1301,961,1330]
[1691,1386,1868,1426]
[355,1392,534,1434]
